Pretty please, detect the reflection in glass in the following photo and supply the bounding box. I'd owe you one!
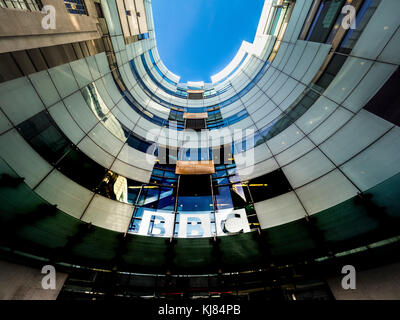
[98,171,126,202]
[82,83,127,142]
[214,185,234,210]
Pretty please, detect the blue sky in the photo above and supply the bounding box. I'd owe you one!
[152,0,264,83]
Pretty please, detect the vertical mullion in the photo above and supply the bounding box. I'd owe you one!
[172,175,181,237]
[210,174,217,237]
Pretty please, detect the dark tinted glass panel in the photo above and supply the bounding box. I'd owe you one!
[306,0,345,43]
[17,111,72,164]
[57,148,107,190]
[158,187,176,211]
[338,0,380,54]
[188,92,203,100]
[247,210,259,228]
[164,170,177,179]
[179,175,211,197]
[178,175,213,211]
[314,53,348,91]
[213,183,253,210]
[177,194,213,212]
[214,185,234,210]
[126,132,153,153]
[364,67,400,126]
[230,183,252,208]
[212,145,233,165]
[127,179,143,204]
[185,119,206,131]
[247,169,292,202]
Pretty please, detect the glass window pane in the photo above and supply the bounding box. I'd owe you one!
[17,111,72,164]
[57,148,107,191]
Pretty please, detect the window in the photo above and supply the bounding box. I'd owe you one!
[126,132,153,154]
[126,159,261,236]
[314,53,348,91]
[338,0,380,54]
[57,148,107,191]
[81,83,128,143]
[188,92,204,100]
[178,148,212,162]
[267,6,283,36]
[211,53,248,87]
[64,0,88,15]
[156,147,178,165]
[139,186,176,211]
[364,67,400,127]
[311,0,380,91]
[305,0,345,43]
[138,33,149,40]
[95,2,104,18]
[185,119,206,131]
[178,175,213,212]
[17,111,72,165]
[246,169,292,203]
[0,0,42,11]
[126,179,143,204]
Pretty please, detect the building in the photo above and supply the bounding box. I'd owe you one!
[0,0,399,300]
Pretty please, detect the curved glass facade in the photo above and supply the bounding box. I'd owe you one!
[0,0,400,300]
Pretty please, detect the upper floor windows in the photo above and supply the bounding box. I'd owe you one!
[305,0,346,43]
[138,32,149,40]
[338,0,380,53]
[148,50,178,86]
[64,0,88,15]
[265,0,294,36]
[0,0,42,11]
[300,0,381,46]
